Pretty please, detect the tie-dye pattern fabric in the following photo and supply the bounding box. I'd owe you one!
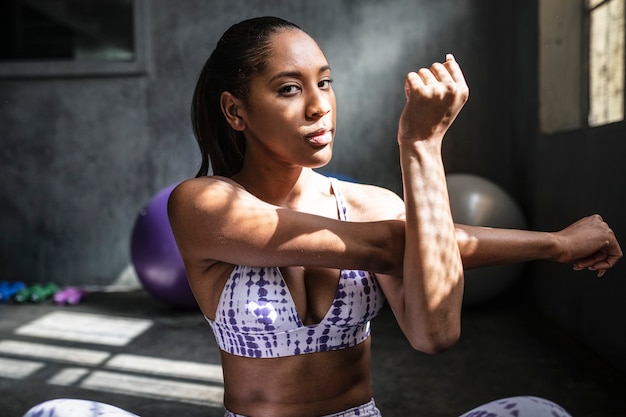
[22,398,139,417]
[459,396,573,417]
[22,396,573,417]
[206,178,386,358]
[224,398,382,417]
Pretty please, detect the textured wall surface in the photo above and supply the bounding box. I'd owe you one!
[0,0,517,286]
[511,2,626,375]
[529,125,626,375]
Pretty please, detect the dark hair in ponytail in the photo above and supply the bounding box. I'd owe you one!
[191,16,302,177]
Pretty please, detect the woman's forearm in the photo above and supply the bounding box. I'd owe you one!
[398,142,464,353]
[455,214,622,276]
[388,55,468,353]
[455,224,556,269]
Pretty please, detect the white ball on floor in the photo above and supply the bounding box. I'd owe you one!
[446,174,527,306]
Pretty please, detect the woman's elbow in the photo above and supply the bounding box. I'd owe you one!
[407,325,461,355]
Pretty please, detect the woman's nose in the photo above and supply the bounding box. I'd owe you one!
[306,91,332,119]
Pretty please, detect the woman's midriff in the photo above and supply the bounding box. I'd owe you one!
[220,338,373,417]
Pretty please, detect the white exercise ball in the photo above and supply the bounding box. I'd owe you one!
[446,174,527,305]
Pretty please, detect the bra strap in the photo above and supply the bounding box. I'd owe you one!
[329,177,348,221]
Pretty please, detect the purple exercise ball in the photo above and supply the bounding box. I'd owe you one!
[131,184,197,309]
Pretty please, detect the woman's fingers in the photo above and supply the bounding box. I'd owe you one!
[572,239,622,277]
[404,71,424,99]
[443,54,467,84]
[429,62,454,83]
[398,55,469,144]
[417,67,439,85]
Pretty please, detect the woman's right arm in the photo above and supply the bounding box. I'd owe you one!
[167,176,404,275]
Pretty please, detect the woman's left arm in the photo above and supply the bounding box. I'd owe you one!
[456,215,622,277]
[363,191,622,277]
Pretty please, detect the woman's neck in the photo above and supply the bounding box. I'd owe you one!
[231,165,321,209]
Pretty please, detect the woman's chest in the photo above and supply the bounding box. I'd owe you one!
[280,266,342,325]
[220,265,383,330]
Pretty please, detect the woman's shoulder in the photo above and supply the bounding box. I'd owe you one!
[171,175,248,200]
[168,175,260,218]
[334,178,405,222]
[173,175,240,193]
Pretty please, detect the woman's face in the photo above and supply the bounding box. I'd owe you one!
[239,29,337,169]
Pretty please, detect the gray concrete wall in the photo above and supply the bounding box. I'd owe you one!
[0,0,517,286]
[528,125,626,375]
[513,2,626,375]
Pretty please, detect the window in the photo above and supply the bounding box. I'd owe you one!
[539,0,624,134]
[0,0,148,78]
[588,0,625,126]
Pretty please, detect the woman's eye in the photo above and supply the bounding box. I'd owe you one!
[319,79,334,89]
[279,85,300,95]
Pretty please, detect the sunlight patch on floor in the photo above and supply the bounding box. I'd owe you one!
[14,311,153,346]
[1,310,224,408]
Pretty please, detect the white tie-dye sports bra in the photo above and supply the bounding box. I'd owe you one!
[206,178,386,358]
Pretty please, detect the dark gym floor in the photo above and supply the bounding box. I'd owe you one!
[2,279,626,417]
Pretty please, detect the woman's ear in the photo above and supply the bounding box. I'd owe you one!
[220,92,246,131]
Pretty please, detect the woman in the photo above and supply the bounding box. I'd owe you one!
[24,16,621,417]
[168,16,621,417]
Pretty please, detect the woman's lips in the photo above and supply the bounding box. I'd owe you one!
[305,130,333,146]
